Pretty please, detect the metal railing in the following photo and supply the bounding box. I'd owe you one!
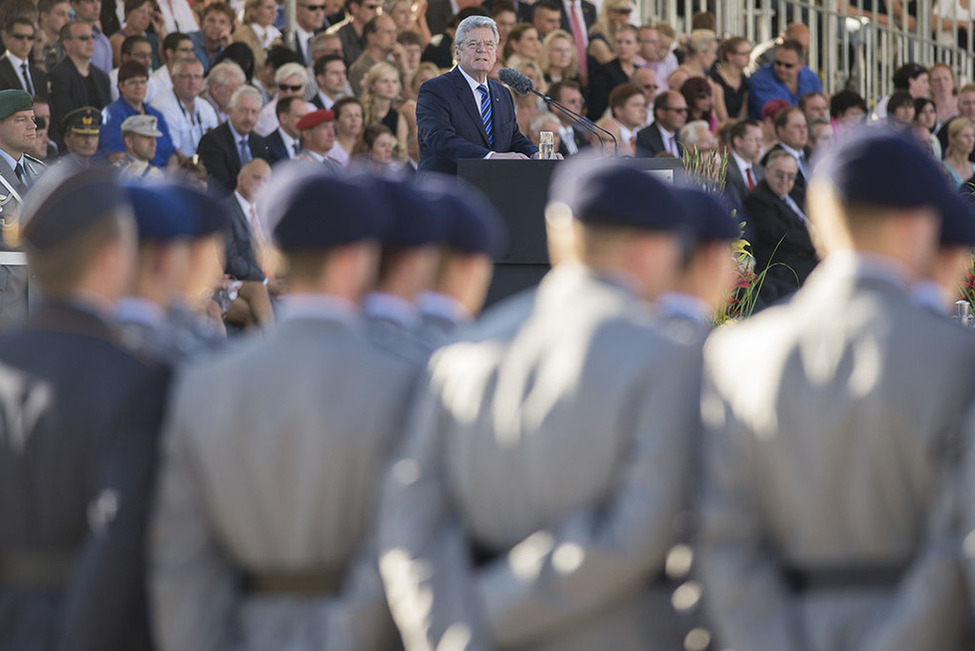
[642,0,975,103]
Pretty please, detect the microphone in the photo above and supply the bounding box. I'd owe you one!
[497,67,620,157]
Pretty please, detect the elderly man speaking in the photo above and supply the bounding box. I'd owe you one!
[416,15,539,174]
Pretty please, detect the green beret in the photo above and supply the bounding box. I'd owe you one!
[0,90,33,121]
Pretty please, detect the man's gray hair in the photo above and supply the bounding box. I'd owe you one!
[679,120,710,146]
[529,110,560,134]
[172,56,203,76]
[206,61,246,89]
[229,85,263,109]
[765,148,796,168]
[455,16,499,49]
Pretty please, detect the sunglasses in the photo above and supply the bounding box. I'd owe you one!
[34,116,47,130]
[73,34,94,41]
[362,3,380,8]
[773,60,796,69]
[8,33,35,41]
[279,83,304,91]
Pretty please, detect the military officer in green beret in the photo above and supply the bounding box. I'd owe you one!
[0,89,45,215]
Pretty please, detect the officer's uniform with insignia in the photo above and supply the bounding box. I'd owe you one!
[362,177,447,365]
[378,162,702,651]
[697,132,975,651]
[116,115,166,182]
[59,106,102,170]
[0,168,171,651]
[150,172,418,651]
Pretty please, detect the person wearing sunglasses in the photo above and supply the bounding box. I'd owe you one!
[746,38,821,121]
[255,62,308,136]
[0,18,49,102]
[325,0,382,66]
[49,21,112,142]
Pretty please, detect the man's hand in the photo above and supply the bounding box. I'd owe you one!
[491,152,529,160]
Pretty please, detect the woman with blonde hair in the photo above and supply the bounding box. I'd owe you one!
[382,0,432,47]
[401,62,439,165]
[360,61,409,158]
[710,36,750,121]
[587,0,633,66]
[943,116,975,188]
[233,0,282,71]
[668,28,717,91]
[537,29,579,85]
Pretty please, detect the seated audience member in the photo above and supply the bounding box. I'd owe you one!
[642,22,678,91]
[59,105,101,168]
[326,0,380,66]
[940,83,975,161]
[392,29,423,81]
[288,0,329,66]
[528,110,562,152]
[50,21,113,141]
[329,96,363,166]
[742,148,818,306]
[348,13,397,97]
[189,2,235,72]
[943,117,975,189]
[670,28,717,91]
[759,98,790,153]
[886,90,916,131]
[798,90,828,124]
[547,80,589,156]
[829,88,867,138]
[252,44,300,103]
[761,105,808,207]
[511,59,543,135]
[28,97,58,161]
[723,118,764,214]
[915,97,942,158]
[116,113,166,180]
[109,34,154,101]
[309,30,345,63]
[930,61,958,126]
[233,0,283,71]
[266,97,312,163]
[595,83,646,156]
[110,0,163,69]
[35,0,71,74]
[295,108,342,169]
[70,0,114,71]
[255,62,309,137]
[502,23,542,68]
[100,61,177,167]
[1,18,50,100]
[585,23,638,121]
[746,38,821,120]
[871,61,928,122]
[746,21,808,73]
[311,53,347,110]
[711,35,750,122]
[635,89,687,157]
[197,85,272,194]
[806,117,833,158]
[681,76,716,131]
[631,67,658,123]
[680,118,718,154]
[586,0,633,67]
[360,61,408,156]
[537,29,578,85]
[152,57,219,161]
[201,60,245,122]
[385,0,430,48]
[351,122,400,172]
[147,32,197,103]
[401,62,438,160]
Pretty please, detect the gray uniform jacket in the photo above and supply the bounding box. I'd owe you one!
[150,309,419,651]
[697,253,975,651]
[378,263,702,651]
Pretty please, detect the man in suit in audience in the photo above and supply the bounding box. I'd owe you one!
[635,90,687,157]
[698,129,975,651]
[724,118,765,216]
[265,97,311,163]
[742,149,818,306]
[378,160,701,651]
[761,106,809,209]
[197,85,272,196]
[49,21,111,142]
[0,19,49,101]
[547,81,590,157]
[417,15,538,175]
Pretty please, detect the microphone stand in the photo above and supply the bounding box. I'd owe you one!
[533,89,621,157]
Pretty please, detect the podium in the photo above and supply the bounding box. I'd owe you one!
[457,157,682,306]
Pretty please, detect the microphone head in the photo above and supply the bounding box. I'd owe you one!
[498,67,534,95]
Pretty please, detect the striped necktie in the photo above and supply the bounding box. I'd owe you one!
[478,84,493,146]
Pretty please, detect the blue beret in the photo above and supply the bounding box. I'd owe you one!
[271,172,388,251]
[549,158,684,230]
[369,176,445,248]
[125,184,197,242]
[168,185,230,236]
[22,166,127,250]
[422,180,507,257]
[942,188,975,246]
[811,128,951,210]
[674,186,738,242]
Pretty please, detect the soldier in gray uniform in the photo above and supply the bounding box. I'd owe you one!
[150,171,419,651]
[697,130,975,651]
[0,167,171,650]
[416,180,506,347]
[378,160,702,651]
[115,184,199,362]
[362,175,446,364]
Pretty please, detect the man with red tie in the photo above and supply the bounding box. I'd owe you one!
[724,118,765,215]
[635,89,687,158]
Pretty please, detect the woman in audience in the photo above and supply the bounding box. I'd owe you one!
[915,97,942,158]
[360,62,408,158]
[711,36,750,122]
[886,90,916,130]
[383,0,431,47]
[943,117,975,188]
[930,62,958,127]
[401,62,438,165]
[668,28,717,91]
[330,97,364,167]
[681,76,716,131]
[352,124,400,172]
[111,0,165,68]
[233,0,282,71]
[538,30,579,86]
[503,23,542,67]
[587,0,633,66]
[512,60,544,135]
[586,23,639,121]
[594,82,645,156]
[492,2,518,56]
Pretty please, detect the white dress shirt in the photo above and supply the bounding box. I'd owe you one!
[153,90,220,156]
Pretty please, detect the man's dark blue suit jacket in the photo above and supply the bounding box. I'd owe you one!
[417,67,538,174]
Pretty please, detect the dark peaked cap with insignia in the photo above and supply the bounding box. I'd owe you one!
[63,106,102,136]
[21,166,128,250]
[548,157,685,230]
[271,172,390,251]
[0,89,33,120]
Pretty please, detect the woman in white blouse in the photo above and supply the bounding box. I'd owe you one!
[234,0,283,71]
